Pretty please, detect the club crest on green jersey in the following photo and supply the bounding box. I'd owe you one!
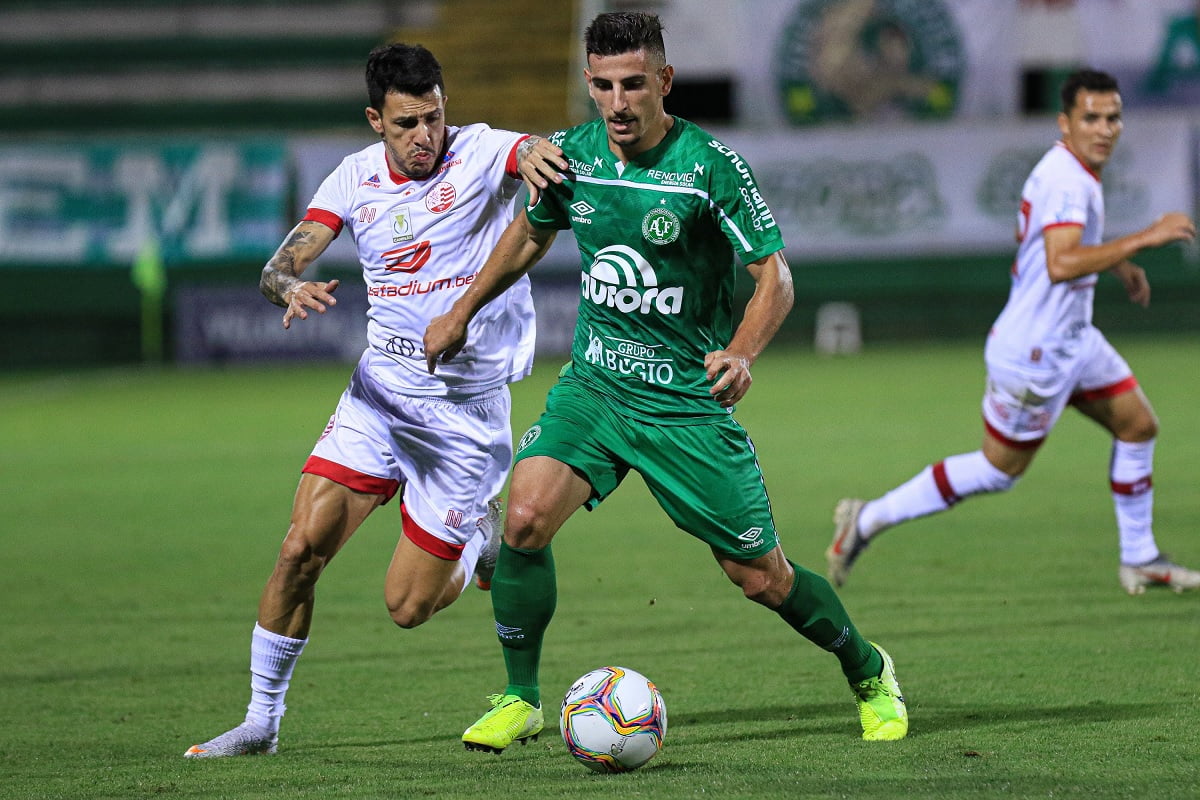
[641,206,681,245]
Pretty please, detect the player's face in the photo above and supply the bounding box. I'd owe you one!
[366,88,447,180]
[585,49,673,157]
[1058,89,1123,173]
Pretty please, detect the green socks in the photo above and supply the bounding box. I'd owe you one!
[491,541,557,706]
[775,560,882,683]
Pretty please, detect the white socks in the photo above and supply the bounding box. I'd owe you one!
[859,450,1015,540]
[456,526,486,596]
[245,623,307,735]
[1111,438,1157,565]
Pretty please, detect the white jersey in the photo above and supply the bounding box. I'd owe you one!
[305,125,536,396]
[987,141,1104,370]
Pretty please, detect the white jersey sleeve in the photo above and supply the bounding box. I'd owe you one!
[304,125,536,396]
[986,141,1104,370]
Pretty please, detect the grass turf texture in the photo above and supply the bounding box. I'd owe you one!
[3,336,1198,799]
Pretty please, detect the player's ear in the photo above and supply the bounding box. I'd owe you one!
[366,106,384,136]
[1056,111,1070,138]
[660,64,674,97]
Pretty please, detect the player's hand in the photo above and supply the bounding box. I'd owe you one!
[1117,263,1151,308]
[704,350,752,408]
[423,312,469,374]
[1144,212,1196,248]
[517,136,567,207]
[282,279,339,329]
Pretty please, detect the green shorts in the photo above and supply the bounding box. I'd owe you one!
[515,377,778,560]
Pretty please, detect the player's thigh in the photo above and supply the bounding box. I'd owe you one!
[638,418,778,561]
[285,473,384,561]
[512,379,631,526]
[504,456,596,548]
[383,533,464,613]
[1068,335,1156,439]
[1074,384,1157,441]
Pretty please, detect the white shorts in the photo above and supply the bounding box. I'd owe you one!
[981,326,1136,447]
[303,354,513,559]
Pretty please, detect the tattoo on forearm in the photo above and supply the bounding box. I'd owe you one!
[260,227,314,306]
[516,136,542,165]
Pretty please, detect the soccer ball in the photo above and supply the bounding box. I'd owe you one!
[560,666,667,773]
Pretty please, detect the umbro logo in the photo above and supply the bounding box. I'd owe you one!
[738,527,765,550]
[496,622,525,640]
[570,201,595,216]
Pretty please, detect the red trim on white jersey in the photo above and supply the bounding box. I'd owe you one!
[1070,375,1138,405]
[1042,221,1084,232]
[1057,140,1101,183]
[401,502,464,560]
[303,207,344,236]
[302,455,400,502]
[505,135,531,179]
[983,418,1045,451]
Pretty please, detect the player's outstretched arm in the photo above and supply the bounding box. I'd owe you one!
[1045,211,1196,283]
[259,220,339,329]
[704,250,794,408]
[423,213,555,373]
[516,135,567,207]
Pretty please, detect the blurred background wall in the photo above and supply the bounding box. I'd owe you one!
[2,0,1197,368]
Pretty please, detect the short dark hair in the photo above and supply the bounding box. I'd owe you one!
[365,43,445,111]
[584,11,666,64]
[1060,68,1119,113]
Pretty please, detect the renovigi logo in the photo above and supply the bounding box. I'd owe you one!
[582,245,683,315]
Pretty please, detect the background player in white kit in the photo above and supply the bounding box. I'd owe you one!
[826,69,1199,595]
[184,43,566,758]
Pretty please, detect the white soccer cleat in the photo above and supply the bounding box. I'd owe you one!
[1118,555,1200,595]
[183,722,277,758]
[826,498,868,588]
[474,497,503,590]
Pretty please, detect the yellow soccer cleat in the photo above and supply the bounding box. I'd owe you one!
[462,693,544,753]
[850,643,908,741]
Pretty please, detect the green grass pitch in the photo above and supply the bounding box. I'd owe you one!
[3,335,1198,799]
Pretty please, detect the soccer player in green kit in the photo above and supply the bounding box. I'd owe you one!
[423,10,908,748]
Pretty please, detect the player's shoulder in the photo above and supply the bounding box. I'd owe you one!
[547,118,602,152]
[323,141,386,189]
[448,121,523,142]
[1037,142,1099,185]
[677,119,753,174]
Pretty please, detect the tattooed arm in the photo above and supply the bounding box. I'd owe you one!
[515,135,566,206]
[259,220,339,329]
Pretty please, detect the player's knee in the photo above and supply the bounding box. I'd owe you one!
[386,595,436,629]
[502,499,557,549]
[734,570,787,607]
[275,532,329,588]
[1123,414,1158,442]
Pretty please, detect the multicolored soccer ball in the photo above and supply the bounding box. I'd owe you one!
[560,666,667,772]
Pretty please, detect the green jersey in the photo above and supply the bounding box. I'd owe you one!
[528,117,786,422]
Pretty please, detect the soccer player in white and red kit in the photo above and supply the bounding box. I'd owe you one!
[184,43,566,758]
[826,69,1198,595]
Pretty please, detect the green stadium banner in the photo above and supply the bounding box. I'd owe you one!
[0,140,287,268]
